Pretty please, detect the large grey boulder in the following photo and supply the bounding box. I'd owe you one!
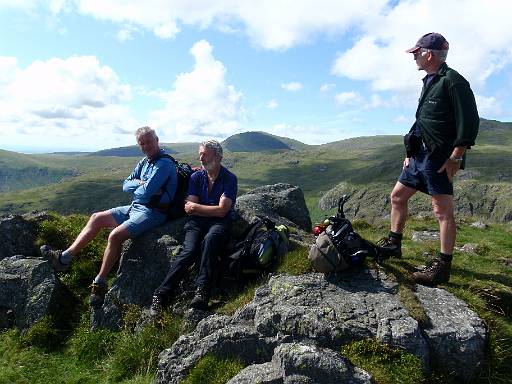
[156,270,488,383]
[156,270,429,383]
[228,342,373,384]
[0,255,62,330]
[415,285,487,382]
[0,212,50,261]
[91,218,187,330]
[235,183,312,234]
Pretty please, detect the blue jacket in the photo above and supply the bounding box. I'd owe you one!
[123,150,177,206]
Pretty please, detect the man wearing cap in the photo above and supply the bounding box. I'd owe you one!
[378,32,479,286]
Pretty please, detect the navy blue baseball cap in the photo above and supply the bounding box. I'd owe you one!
[406,32,449,53]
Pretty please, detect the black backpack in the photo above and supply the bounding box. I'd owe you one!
[146,153,196,219]
[309,195,378,273]
[227,217,289,279]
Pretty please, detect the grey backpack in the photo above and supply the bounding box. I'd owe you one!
[308,230,351,273]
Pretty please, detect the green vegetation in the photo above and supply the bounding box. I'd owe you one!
[181,354,245,384]
[341,339,425,384]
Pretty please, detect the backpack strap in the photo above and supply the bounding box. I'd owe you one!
[145,153,177,209]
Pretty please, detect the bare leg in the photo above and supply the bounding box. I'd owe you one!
[96,224,131,280]
[431,194,456,254]
[67,211,118,255]
[390,182,417,233]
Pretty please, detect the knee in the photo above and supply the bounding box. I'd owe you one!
[390,190,405,206]
[432,204,454,222]
[108,228,130,245]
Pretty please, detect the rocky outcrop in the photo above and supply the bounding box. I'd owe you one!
[156,271,487,383]
[0,212,50,261]
[235,183,312,234]
[91,218,187,330]
[0,255,63,330]
[319,181,512,223]
[415,285,487,382]
[228,342,373,384]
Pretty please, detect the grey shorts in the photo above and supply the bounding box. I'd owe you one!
[110,203,167,237]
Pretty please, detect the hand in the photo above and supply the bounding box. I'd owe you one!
[184,201,197,215]
[437,158,459,182]
[403,157,410,169]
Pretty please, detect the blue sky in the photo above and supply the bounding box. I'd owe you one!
[1,0,511,152]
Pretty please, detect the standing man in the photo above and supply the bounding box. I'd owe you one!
[41,126,177,306]
[378,33,479,286]
[150,140,237,314]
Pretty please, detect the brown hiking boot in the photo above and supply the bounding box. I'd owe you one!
[40,245,70,272]
[412,258,451,286]
[376,236,402,259]
[89,281,108,308]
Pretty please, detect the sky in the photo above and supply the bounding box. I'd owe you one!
[1,0,512,153]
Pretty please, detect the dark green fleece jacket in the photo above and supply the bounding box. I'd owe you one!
[415,62,479,169]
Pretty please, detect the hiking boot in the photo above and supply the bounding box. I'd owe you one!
[412,258,451,286]
[89,281,108,308]
[376,236,402,259]
[40,245,70,272]
[149,295,166,318]
[189,287,209,310]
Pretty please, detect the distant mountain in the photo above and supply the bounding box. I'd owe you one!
[222,131,307,152]
[90,143,200,157]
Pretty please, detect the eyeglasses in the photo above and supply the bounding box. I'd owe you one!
[413,49,429,59]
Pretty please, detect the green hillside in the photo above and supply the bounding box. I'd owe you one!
[0,118,510,221]
[91,142,200,157]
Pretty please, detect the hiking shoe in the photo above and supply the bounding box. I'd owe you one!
[40,245,70,272]
[376,237,402,259]
[189,287,209,310]
[412,258,451,286]
[89,281,108,308]
[149,295,166,318]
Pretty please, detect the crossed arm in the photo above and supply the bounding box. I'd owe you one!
[184,195,233,218]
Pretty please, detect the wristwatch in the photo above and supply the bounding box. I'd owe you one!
[449,155,463,163]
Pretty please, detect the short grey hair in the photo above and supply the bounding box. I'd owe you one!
[422,48,448,62]
[135,126,158,140]
[200,140,223,158]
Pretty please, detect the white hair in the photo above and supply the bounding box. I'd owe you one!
[200,140,223,158]
[422,48,448,62]
[135,126,158,140]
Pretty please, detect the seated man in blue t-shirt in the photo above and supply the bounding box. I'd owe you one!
[41,126,177,307]
[151,140,237,313]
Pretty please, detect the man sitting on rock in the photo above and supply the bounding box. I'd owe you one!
[41,126,177,307]
[150,140,237,314]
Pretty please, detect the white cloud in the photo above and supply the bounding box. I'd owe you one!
[332,0,512,97]
[266,99,278,109]
[320,83,335,92]
[0,55,136,149]
[392,115,410,124]
[17,0,386,49]
[475,94,502,117]
[149,40,244,141]
[335,91,362,105]
[281,82,303,92]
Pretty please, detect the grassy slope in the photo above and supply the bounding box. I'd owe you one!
[1,216,510,383]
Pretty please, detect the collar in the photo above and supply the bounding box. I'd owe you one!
[422,62,448,82]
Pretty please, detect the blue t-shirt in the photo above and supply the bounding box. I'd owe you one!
[187,165,237,219]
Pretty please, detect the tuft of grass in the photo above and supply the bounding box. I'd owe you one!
[341,339,425,384]
[182,354,245,384]
[275,245,312,276]
[107,312,182,382]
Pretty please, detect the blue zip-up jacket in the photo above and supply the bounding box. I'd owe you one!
[123,149,177,206]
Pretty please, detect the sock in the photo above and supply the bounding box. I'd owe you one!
[59,249,72,265]
[388,231,403,242]
[438,252,453,263]
[93,276,107,285]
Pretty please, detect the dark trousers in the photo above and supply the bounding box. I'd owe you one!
[154,216,231,299]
